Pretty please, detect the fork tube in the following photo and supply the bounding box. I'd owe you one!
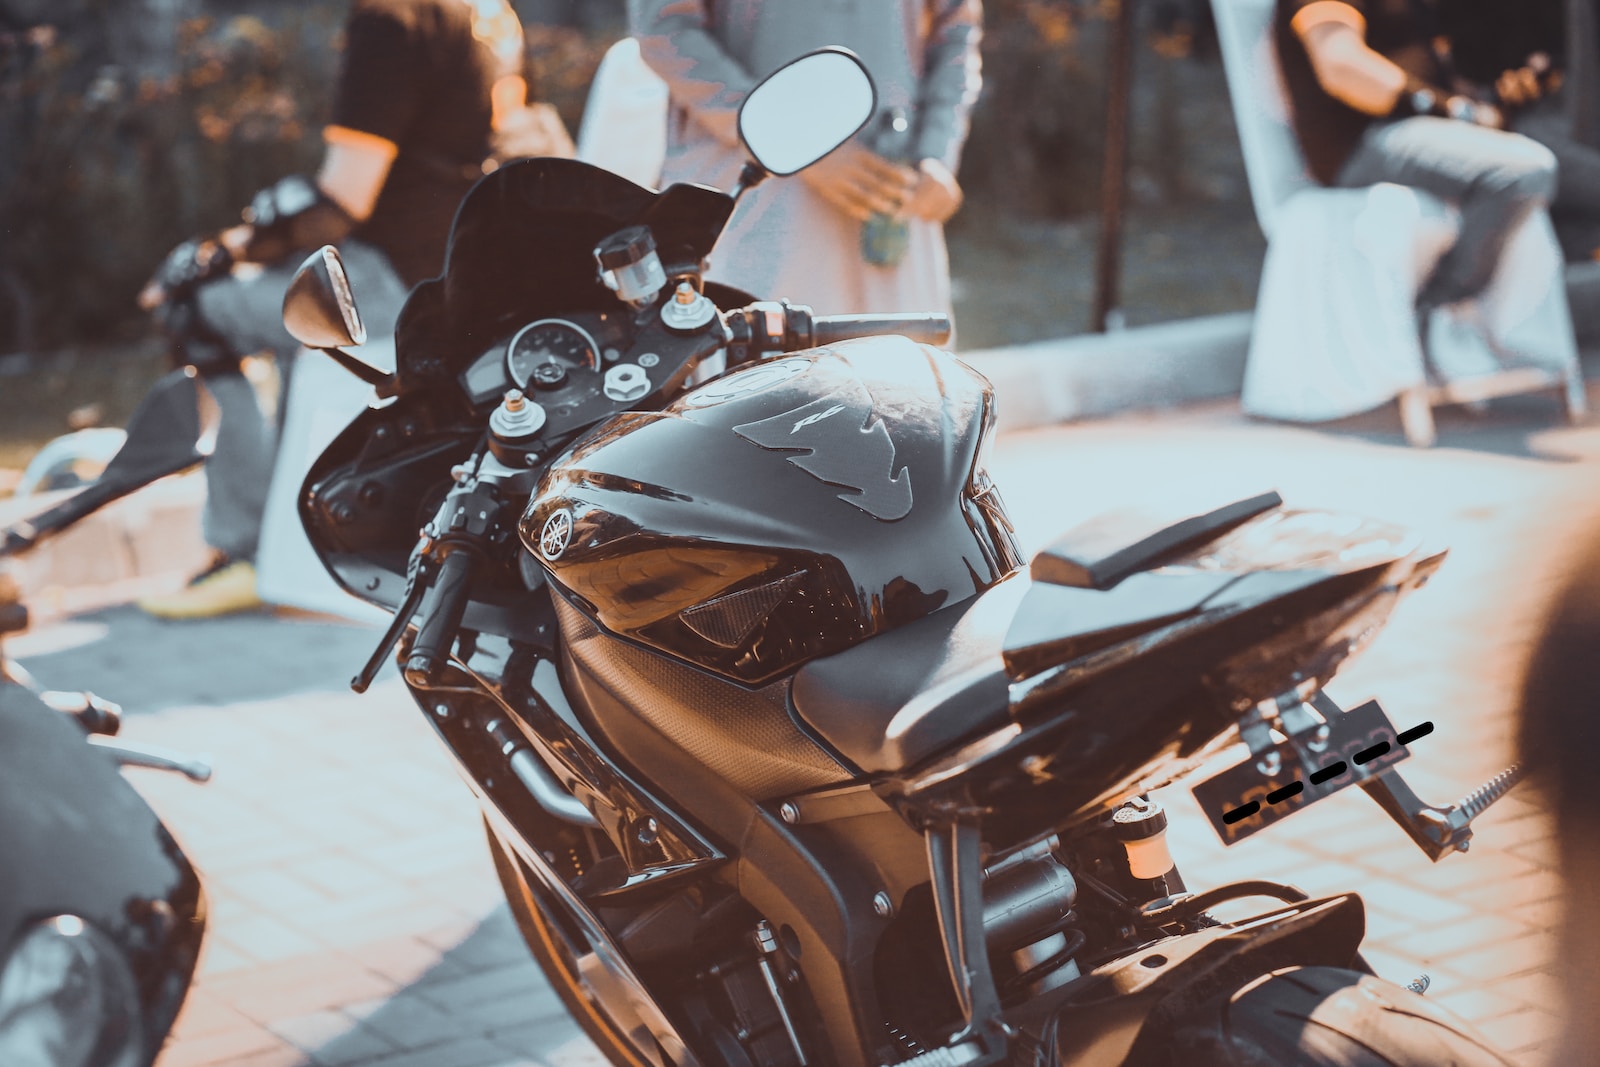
[925,818,1001,1035]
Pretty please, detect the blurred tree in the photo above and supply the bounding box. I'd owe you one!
[0,5,334,354]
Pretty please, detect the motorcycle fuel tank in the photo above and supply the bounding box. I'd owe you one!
[521,337,1024,685]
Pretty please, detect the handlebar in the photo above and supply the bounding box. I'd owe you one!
[811,313,952,347]
[725,302,953,364]
[403,548,475,685]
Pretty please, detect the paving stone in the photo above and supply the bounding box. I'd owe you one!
[170,988,258,1041]
[411,959,558,1015]
[156,1021,300,1067]
[220,913,331,963]
[342,989,490,1050]
[542,1032,613,1067]
[355,1036,517,1067]
[1474,1006,1566,1058]
[1432,931,1560,983]
[268,1009,397,1060]
[490,1016,585,1058]
[201,954,402,1024]
[1432,984,1531,1025]
[1390,913,1539,963]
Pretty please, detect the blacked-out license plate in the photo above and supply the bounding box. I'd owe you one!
[1191,699,1410,846]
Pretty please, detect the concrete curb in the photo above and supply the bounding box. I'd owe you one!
[961,312,1251,433]
[962,262,1600,434]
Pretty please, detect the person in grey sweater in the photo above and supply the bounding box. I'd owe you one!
[630,0,982,330]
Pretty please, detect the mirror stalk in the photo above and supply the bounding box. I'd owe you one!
[730,161,771,204]
[318,345,395,393]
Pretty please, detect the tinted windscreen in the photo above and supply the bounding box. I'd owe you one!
[409,158,735,363]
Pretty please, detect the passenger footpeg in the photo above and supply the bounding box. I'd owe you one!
[1361,762,1524,862]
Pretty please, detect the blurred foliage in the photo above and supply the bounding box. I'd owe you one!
[958,0,1209,223]
[0,0,1216,354]
[522,20,619,140]
[0,10,335,352]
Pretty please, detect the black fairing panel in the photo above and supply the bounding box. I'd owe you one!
[522,339,1022,684]
[0,685,204,1060]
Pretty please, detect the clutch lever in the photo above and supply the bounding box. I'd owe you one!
[351,534,434,693]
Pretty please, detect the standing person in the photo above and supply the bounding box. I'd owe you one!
[138,0,555,619]
[629,0,982,328]
[1274,0,1559,311]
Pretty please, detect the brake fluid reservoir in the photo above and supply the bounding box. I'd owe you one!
[1112,796,1176,880]
[595,225,666,306]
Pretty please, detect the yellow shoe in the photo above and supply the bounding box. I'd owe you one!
[139,557,261,619]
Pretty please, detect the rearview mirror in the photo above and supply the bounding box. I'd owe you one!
[98,367,212,492]
[282,245,368,350]
[738,48,876,177]
[1,368,213,556]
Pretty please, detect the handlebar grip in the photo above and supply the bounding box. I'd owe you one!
[403,549,475,685]
[810,313,953,348]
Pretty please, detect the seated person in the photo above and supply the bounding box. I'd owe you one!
[1440,0,1600,260]
[1274,0,1559,309]
[138,0,545,619]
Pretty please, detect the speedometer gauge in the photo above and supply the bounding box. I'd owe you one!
[506,319,601,389]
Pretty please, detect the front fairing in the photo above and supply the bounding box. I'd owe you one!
[299,159,752,609]
[0,683,204,1063]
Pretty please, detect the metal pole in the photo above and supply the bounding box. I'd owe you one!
[1092,0,1137,333]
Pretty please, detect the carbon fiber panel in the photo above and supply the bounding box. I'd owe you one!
[555,594,850,799]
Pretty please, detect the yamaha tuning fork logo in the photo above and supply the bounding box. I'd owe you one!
[539,508,573,561]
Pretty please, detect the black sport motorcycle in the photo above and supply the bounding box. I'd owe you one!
[0,370,211,1067]
[285,48,1524,1067]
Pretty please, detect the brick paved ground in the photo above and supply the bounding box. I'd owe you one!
[12,386,1598,1067]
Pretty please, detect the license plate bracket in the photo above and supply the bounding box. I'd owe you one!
[1191,699,1411,846]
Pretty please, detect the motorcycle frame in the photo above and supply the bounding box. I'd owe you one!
[400,635,1372,1067]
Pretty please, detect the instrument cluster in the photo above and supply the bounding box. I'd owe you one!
[458,311,629,410]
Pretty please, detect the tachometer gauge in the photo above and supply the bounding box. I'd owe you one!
[506,319,601,390]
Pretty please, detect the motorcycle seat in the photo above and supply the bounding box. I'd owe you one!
[791,566,1246,775]
[791,573,1028,775]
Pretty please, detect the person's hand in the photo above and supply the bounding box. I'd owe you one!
[1498,52,1562,109]
[137,234,238,311]
[798,141,918,222]
[902,159,963,223]
[1496,66,1543,109]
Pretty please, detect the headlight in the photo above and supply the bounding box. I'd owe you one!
[0,916,143,1067]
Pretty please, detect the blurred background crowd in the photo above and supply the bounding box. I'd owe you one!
[0,0,1249,469]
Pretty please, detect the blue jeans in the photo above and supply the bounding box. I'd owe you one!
[191,240,408,562]
[1336,116,1558,306]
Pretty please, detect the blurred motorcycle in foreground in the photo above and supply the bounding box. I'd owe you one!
[0,370,211,1067]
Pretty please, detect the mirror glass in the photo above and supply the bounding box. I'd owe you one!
[738,49,876,177]
[282,245,368,350]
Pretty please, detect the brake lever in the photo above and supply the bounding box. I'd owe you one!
[351,534,434,693]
